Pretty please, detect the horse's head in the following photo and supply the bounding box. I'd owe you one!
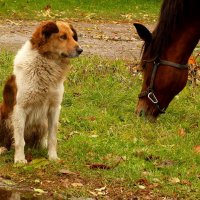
[133,0,200,121]
[134,23,189,121]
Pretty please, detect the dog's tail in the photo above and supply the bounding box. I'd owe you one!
[0,75,16,150]
[1,75,17,118]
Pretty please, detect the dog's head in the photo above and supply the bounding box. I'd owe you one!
[31,21,83,59]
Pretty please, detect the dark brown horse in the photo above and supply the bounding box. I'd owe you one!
[134,0,200,120]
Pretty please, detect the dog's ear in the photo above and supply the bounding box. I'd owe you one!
[31,21,59,48]
[69,24,78,41]
[42,21,59,39]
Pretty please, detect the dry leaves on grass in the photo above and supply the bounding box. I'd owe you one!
[89,186,107,197]
[37,4,65,19]
[88,156,126,170]
[154,159,175,169]
[181,179,191,186]
[136,178,160,189]
[188,54,200,86]
[59,169,83,189]
[135,178,161,199]
[58,169,77,176]
[88,163,112,170]
[33,188,47,194]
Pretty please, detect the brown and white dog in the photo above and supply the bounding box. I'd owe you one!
[0,21,82,163]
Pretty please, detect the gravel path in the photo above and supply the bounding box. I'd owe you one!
[0,20,154,62]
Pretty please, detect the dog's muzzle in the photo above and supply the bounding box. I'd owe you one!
[61,47,83,58]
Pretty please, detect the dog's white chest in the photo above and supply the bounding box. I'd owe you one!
[26,103,49,126]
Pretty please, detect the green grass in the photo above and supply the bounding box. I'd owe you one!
[0,0,161,22]
[0,50,200,199]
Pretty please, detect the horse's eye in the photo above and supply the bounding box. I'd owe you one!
[60,34,67,40]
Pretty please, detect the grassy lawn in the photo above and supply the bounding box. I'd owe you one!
[0,50,200,199]
[0,0,161,22]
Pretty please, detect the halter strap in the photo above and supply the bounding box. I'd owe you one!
[138,58,188,114]
[159,60,188,69]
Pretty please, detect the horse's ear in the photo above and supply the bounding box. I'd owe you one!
[133,23,152,44]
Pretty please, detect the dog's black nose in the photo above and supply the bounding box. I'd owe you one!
[77,47,83,55]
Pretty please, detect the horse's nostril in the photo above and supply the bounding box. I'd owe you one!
[139,109,145,117]
[77,48,83,55]
[136,107,146,117]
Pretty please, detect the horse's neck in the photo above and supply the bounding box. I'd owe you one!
[162,22,200,64]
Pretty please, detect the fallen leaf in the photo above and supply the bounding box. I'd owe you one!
[178,128,186,137]
[181,179,191,186]
[88,163,111,170]
[155,160,175,168]
[142,171,150,176]
[89,134,98,138]
[33,188,46,194]
[97,191,107,196]
[2,179,15,186]
[34,179,40,183]
[152,178,161,183]
[87,116,96,121]
[95,186,106,192]
[169,177,180,184]
[138,185,146,189]
[59,169,76,175]
[188,56,196,65]
[89,191,98,197]
[193,145,200,153]
[71,182,83,187]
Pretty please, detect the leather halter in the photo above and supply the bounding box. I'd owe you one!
[138,58,188,114]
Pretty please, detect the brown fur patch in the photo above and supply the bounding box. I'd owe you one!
[1,75,17,119]
[0,75,17,149]
[31,21,59,49]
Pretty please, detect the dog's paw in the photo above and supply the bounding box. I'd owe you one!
[14,159,27,164]
[48,155,60,161]
[14,157,27,164]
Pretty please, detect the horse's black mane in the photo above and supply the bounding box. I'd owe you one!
[146,0,187,58]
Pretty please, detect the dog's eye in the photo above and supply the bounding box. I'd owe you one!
[60,34,67,40]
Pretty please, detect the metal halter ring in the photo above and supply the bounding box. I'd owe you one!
[147,92,158,104]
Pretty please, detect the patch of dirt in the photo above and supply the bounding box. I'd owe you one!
[0,20,155,62]
[0,168,175,200]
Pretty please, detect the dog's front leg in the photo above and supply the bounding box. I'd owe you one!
[13,106,27,163]
[47,105,60,161]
